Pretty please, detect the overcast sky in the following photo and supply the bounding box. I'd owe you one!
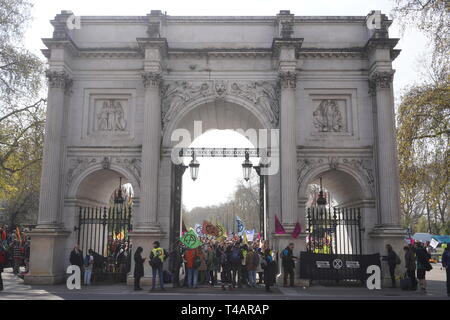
[24,0,430,211]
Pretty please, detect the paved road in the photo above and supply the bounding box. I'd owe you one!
[0,265,448,300]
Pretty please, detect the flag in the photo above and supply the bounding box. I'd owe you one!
[292,222,302,239]
[243,233,248,245]
[245,230,255,242]
[257,233,261,240]
[15,226,22,243]
[195,224,203,236]
[236,216,245,236]
[216,223,227,241]
[202,220,220,237]
[180,229,203,249]
[275,215,286,234]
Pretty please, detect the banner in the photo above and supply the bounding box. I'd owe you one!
[292,222,302,239]
[275,215,286,234]
[180,229,203,249]
[430,238,439,249]
[195,224,203,236]
[202,220,220,237]
[236,216,245,236]
[245,230,255,242]
[299,252,381,281]
[216,223,227,241]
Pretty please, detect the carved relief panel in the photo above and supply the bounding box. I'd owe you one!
[306,89,359,140]
[82,89,136,141]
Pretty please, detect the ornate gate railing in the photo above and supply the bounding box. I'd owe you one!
[76,204,132,283]
[306,207,362,255]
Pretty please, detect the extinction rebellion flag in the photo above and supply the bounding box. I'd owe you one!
[180,229,203,249]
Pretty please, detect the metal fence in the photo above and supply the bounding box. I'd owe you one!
[76,204,132,283]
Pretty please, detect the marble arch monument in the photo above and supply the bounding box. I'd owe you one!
[25,10,406,285]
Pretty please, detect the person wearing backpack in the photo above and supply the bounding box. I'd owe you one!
[281,243,297,288]
[415,241,432,293]
[385,244,401,288]
[184,247,200,289]
[229,242,242,288]
[149,241,167,291]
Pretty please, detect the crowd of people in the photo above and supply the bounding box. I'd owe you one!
[132,237,298,293]
[0,225,31,291]
[385,241,450,296]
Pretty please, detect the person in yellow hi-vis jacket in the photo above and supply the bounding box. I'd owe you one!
[149,241,168,291]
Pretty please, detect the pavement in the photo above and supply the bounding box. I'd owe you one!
[0,264,449,300]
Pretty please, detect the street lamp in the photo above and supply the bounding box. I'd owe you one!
[114,177,124,204]
[316,177,327,210]
[189,153,200,181]
[242,151,253,181]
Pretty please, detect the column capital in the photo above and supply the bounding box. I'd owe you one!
[368,70,395,90]
[142,72,162,89]
[279,71,297,89]
[45,70,73,90]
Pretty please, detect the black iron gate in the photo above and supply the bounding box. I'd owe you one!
[306,207,362,255]
[76,204,132,283]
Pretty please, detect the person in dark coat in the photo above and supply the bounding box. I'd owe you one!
[385,244,399,288]
[263,248,276,292]
[133,247,145,291]
[442,246,450,297]
[0,241,6,291]
[69,245,84,270]
[403,245,417,290]
[415,242,431,293]
[281,243,297,287]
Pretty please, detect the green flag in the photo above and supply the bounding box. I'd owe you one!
[180,229,202,249]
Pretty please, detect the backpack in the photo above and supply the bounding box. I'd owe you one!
[230,248,241,264]
[193,256,201,269]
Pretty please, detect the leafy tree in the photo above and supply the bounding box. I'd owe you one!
[0,0,45,226]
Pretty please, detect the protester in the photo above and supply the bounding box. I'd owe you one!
[205,245,216,287]
[220,245,232,291]
[281,243,297,287]
[385,244,400,288]
[240,244,249,287]
[245,246,259,288]
[403,245,417,290]
[12,238,23,275]
[23,237,31,274]
[229,242,242,288]
[133,247,145,291]
[197,246,208,285]
[415,242,432,293]
[184,247,199,289]
[0,240,5,291]
[84,250,94,285]
[149,241,167,291]
[442,246,450,297]
[70,245,84,270]
[262,247,276,292]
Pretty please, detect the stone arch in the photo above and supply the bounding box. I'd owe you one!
[68,163,141,206]
[298,162,373,206]
[162,94,275,148]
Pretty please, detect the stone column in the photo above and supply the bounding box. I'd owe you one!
[25,70,72,285]
[279,70,298,229]
[369,71,401,226]
[137,72,163,232]
[37,70,72,227]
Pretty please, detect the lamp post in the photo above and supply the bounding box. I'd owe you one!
[189,153,200,181]
[114,177,124,204]
[316,177,327,211]
[242,151,253,181]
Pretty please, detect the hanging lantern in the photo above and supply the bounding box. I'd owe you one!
[242,151,253,182]
[316,177,327,209]
[189,153,200,181]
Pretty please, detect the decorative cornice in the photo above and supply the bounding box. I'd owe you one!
[45,70,73,90]
[278,71,297,89]
[272,38,304,58]
[136,37,169,57]
[369,70,395,90]
[142,72,162,89]
[168,48,272,58]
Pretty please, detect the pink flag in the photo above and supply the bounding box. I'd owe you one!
[275,215,286,234]
[292,222,302,239]
[257,233,261,240]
